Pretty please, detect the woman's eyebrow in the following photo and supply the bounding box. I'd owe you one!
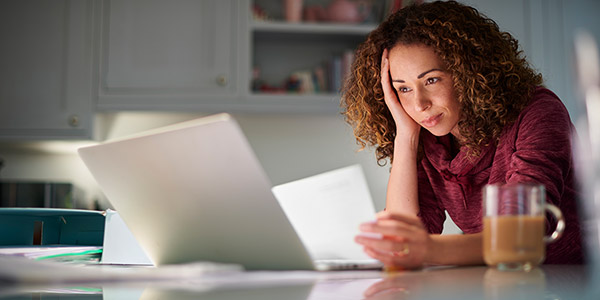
[417,68,443,78]
[391,68,444,83]
[417,68,442,79]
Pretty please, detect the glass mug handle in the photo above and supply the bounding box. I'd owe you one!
[544,203,566,243]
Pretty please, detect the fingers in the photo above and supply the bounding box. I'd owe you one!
[363,246,401,264]
[356,236,409,254]
[357,213,424,253]
[362,242,423,271]
[357,212,429,271]
[380,48,389,81]
[363,245,413,270]
[379,48,420,137]
[380,51,397,105]
[356,217,416,254]
[356,213,426,256]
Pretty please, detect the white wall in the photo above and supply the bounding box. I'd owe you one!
[0,112,391,211]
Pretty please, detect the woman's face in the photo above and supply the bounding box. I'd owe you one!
[388,43,461,138]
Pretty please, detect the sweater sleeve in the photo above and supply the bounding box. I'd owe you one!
[505,90,574,208]
[417,161,446,234]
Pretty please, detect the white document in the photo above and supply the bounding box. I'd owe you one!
[0,246,102,260]
[101,209,153,265]
[272,165,377,261]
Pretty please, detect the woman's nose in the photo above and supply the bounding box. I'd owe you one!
[414,89,432,112]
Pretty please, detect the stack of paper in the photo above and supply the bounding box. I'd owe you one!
[0,246,102,263]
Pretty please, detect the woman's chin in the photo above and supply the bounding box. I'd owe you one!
[425,127,451,137]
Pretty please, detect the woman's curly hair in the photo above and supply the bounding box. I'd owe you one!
[341,0,543,166]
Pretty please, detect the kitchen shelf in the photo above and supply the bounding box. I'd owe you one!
[248,92,341,101]
[251,20,376,35]
[250,16,373,105]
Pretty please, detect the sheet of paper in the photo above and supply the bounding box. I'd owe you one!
[272,164,377,261]
[0,246,102,259]
[101,209,153,265]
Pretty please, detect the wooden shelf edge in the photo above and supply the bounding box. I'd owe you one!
[251,20,376,35]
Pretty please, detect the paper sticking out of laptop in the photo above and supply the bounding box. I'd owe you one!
[78,113,382,271]
[272,165,381,268]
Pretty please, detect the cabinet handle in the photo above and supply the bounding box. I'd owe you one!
[68,115,80,128]
[216,75,228,86]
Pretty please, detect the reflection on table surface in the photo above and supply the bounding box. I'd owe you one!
[0,265,597,300]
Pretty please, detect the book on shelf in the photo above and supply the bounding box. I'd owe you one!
[253,49,356,95]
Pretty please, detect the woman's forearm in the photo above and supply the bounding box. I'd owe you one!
[426,233,484,266]
[385,136,420,215]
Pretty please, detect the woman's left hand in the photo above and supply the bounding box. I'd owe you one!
[355,211,431,270]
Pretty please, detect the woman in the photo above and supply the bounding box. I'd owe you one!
[343,1,583,269]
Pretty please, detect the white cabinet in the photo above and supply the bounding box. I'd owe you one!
[97,0,376,113]
[97,0,245,111]
[0,0,98,140]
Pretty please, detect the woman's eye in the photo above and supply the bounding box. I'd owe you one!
[426,77,439,85]
[397,87,411,93]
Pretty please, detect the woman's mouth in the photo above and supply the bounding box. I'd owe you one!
[421,113,442,128]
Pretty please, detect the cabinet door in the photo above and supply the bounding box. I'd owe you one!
[0,0,97,140]
[98,0,240,110]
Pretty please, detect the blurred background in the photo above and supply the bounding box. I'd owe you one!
[0,0,598,236]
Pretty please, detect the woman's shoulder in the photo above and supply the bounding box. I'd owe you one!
[515,86,572,127]
[501,86,574,146]
[522,87,570,116]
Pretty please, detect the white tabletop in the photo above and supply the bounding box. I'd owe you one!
[0,264,597,300]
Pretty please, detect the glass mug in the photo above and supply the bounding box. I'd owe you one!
[482,183,565,271]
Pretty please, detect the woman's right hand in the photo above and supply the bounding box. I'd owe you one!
[381,49,421,141]
[355,211,431,270]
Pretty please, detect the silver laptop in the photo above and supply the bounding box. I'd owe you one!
[78,113,382,271]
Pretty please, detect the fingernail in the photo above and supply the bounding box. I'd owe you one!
[359,223,367,230]
[359,220,376,230]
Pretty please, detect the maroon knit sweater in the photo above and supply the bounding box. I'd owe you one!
[417,87,584,264]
